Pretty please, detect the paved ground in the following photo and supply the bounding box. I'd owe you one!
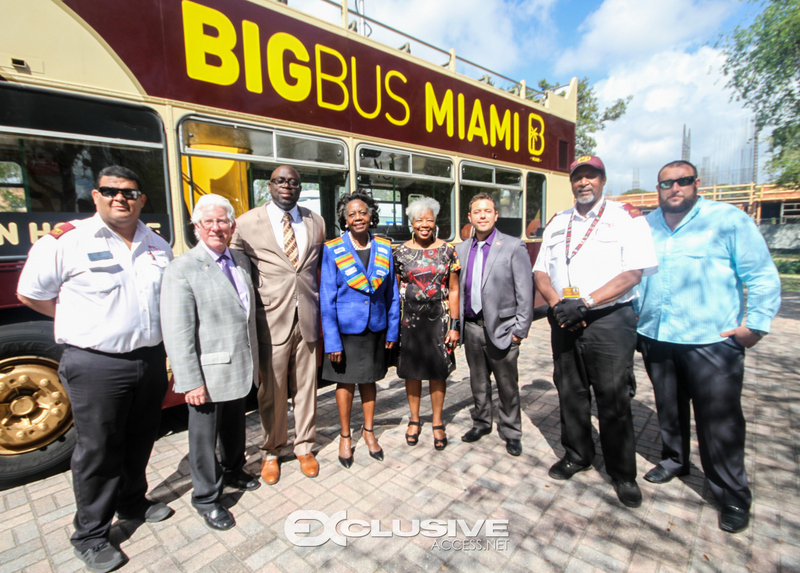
[3,294,799,573]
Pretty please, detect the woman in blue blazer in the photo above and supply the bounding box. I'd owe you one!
[320,190,400,469]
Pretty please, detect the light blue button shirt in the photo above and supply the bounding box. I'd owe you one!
[637,197,780,344]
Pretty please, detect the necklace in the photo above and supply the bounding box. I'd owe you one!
[349,230,371,250]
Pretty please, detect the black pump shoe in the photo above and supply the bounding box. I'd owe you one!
[338,434,354,469]
[362,427,384,461]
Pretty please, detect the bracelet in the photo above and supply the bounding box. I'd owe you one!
[583,294,596,310]
[449,318,460,331]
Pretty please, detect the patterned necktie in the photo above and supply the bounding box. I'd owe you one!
[217,254,236,287]
[283,212,299,268]
[470,240,486,314]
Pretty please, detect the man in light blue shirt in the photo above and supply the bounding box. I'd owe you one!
[637,160,780,534]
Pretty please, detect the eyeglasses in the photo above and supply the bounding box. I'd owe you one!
[270,177,301,188]
[98,186,143,200]
[658,176,696,190]
[198,219,232,229]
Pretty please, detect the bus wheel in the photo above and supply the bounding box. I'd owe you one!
[0,322,74,488]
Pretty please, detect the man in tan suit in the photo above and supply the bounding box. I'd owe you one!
[230,165,326,484]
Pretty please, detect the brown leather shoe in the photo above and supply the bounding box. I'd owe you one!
[260,459,280,485]
[297,453,319,478]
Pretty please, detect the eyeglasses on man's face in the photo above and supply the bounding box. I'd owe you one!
[658,176,696,190]
[97,186,143,200]
[270,177,301,188]
[198,218,232,229]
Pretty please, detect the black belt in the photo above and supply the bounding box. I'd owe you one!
[465,317,485,328]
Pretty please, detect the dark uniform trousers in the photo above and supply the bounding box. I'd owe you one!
[549,303,637,483]
[59,344,168,551]
[187,398,247,513]
[638,335,750,509]
[463,320,522,441]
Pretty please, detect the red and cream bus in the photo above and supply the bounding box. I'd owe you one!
[0,0,577,485]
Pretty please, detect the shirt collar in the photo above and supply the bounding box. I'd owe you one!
[199,239,231,262]
[267,200,301,222]
[571,198,605,221]
[656,196,705,233]
[89,212,148,242]
[473,227,497,247]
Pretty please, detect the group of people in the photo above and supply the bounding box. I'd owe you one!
[15,152,779,572]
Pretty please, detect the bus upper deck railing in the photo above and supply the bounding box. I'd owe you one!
[609,183,800,207]
[292,0,554,100]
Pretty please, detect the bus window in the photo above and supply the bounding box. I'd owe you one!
[526,173,546,238]
[180,117,348,242]
[355,145,454,242]
[459,162,523,238]
[0,85,170,260]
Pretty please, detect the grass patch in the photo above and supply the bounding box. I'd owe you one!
[780,274,800,292]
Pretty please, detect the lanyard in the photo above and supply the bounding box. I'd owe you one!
[565,200,605,265]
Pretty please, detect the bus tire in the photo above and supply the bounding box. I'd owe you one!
[0,321,75,489]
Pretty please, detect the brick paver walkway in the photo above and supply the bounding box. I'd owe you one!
[3,294,799,572]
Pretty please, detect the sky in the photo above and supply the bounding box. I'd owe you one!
[289,0,767,195]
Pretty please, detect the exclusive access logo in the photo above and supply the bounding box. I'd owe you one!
[284,510,510,551]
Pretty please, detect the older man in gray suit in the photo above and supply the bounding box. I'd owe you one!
[456,192,533,457]
[161,194,260,531]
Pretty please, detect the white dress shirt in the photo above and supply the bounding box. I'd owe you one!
[266,201,307,256]
[17,214,173,353]
[199,241,250,312]
[533,199,658,309]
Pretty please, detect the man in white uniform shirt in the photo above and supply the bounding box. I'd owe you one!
[533,155,657,508]
[17,166,173,573]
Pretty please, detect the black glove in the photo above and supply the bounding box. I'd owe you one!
[554,298,588,329]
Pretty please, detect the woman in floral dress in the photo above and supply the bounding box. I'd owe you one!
[394,197,460,450]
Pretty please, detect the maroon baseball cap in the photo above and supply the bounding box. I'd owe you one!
[569,155,606,176]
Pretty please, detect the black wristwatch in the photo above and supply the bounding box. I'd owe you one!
[750,329,767,338]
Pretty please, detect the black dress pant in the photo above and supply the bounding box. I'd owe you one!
[549,303,637,482]
[188,397,247,513]
[639,335,751,509]
[59,344,168,551]
[463,320,522,441]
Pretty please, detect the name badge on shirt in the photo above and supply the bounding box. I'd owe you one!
[562,287,581,298]
[88,251,113,262]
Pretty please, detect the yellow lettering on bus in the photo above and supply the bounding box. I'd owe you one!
[242,20,263,94]
[489,105,511,150]
[528,113,545,156]
[0,222,19,246]
[182,0,240,86]
[267,32,312,102]
[457,93,465,140]
[29,222,51,244]
[352,58,381,119]
[514,112,520,152]
[424,83,453,137]
[467,99,488,145]
[385,70,410,126]
[315,44,349,111]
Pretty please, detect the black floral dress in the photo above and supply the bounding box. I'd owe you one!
[393,243,460,381]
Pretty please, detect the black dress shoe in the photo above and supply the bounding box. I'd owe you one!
[548,457,591,480]
[612,480,642,508]
[115,499,174,523]
[643,465,689,484]
[202,506,235,531]
[223,470,261,491]
[506,439,522,456]
[719,505,750,533]
[461,427,491,443]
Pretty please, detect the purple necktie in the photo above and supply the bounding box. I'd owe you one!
[217,254,236,287]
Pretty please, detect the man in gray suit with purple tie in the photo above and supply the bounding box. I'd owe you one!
[455,192,534,457]
[161,194,260,531]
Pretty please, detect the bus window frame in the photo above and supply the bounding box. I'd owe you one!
[459,160,524,238]
[178,114,349,216]
[355,143,455,241]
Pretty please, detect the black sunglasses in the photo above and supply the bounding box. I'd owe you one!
[98,186,143,200]
[270,177,301,188]
[658,176,696,190]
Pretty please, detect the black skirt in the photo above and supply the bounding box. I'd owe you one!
[322,328,389,385]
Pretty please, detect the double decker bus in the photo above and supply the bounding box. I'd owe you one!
[0,0,577,485]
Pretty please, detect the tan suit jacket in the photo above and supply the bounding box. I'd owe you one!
[230,204,326,345]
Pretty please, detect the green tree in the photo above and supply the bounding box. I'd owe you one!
[721,0,800,187]
[538,77,632,156]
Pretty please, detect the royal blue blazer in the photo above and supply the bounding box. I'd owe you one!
[320,233,400,354]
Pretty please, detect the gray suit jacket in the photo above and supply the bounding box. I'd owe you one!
[160,245,258,402]
[456,231,534,349]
